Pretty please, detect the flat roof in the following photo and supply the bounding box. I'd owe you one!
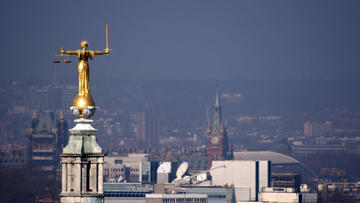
[233,151,300,164]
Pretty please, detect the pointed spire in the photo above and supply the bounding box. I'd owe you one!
[212,81,222,131]
[215,80,220,106]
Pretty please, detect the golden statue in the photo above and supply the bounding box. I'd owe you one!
[60,25,111,117]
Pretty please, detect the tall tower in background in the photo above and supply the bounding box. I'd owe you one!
[145,105,159,147]
[133,105,159,147]
[134,112,146,141]
[206,82,231,169]
[27,111,68,175]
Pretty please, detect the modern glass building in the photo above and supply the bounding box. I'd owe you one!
[180,186,234,203]
[104,183,153,203]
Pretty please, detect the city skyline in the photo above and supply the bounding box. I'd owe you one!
[1,1,360,202]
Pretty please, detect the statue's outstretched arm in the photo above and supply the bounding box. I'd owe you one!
[61,48,78,55]
[93,50,110,55]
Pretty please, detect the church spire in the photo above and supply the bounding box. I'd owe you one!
[212,81,222,130]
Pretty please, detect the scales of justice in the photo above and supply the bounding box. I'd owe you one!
[56,24,112,118]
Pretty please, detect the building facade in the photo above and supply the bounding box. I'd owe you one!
[210,160,271,202]
[133,106,159,147]
[304,121,333,137]
[27,111,68,175]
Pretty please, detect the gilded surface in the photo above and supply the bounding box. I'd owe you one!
[61,41,109,115]
[59,25,111,116]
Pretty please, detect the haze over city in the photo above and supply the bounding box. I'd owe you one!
[1,1,360,203]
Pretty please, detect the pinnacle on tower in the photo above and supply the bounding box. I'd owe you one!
[212,81,222,131]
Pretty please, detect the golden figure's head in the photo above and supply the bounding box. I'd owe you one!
[80,40,88,49]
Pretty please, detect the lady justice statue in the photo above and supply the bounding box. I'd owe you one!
[60,25,111,118]
[59,26,111,203]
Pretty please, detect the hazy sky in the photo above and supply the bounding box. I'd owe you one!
[1,0,360,81]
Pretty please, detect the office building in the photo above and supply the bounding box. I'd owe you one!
[304,121,333,137]
[133,106,159,147]
[29,88,50,111]
[104,183,153,203]
[291,142,346,155]
[272,173,301,192]
[140,161,160,184]
[104,154,149,183]
[146,194,207,203]
[134,112,146,141]
[180,186,234,203]
[259,187,317,203]
[210,160,271,202]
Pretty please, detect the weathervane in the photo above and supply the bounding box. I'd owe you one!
[57,24,112,118]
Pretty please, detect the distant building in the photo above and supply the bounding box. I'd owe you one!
[180,186,234,203]
[104,183,153,203]
[291,142,346,155]
[318,182,360,202]
[210,160,271,202]
[26,111,68,175]
[206,83,231,169]
[272,173,301,192]
[29,89,50,111]
[134,112,146,141]
[151,183,235,203]
[56,112,68,153]
[304,121,333,137]
[0,146,26,168]
[146,194,208,203]
[259,187,317,203]
[140,161,159,184]
[133,106,159,147]
[104,154,150,183]
[29,85,77,112]
[234,151,316,178]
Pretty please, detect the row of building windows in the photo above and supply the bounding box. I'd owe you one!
[105,168,124,172]
[207,194,226,199]
[104,168,140,172]
[162,198,207,203]
[104,191,147,198]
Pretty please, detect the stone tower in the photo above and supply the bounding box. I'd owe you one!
[60,116,104,203]
[206,82,230,169]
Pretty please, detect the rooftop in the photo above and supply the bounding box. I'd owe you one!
[233,151,300,165]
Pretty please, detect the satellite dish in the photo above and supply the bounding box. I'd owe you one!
[117,176,123,183]
[183,176,191,183]
[176,162,189,179]
[196,173,207,181]
[157,162,171,173]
